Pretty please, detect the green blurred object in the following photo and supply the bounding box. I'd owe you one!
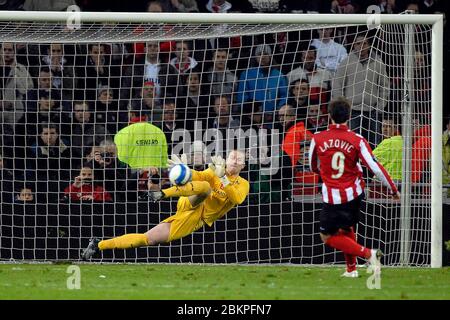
[114,122,168,169]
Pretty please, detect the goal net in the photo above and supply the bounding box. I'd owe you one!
[0,12,443,267]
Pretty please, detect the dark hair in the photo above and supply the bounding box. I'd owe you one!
[328,97,351,124]
[383,115,402,133]
[213,94,231,105]
[39,66,51,74]
[73,100,89,108]
[214,47,229,55]
[39,122,59,133]
[163,98,176,107]
[176,40,192,51]
[14,182,34,192]
[88,43,105,52]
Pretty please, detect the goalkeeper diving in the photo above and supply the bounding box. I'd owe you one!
[81,150,249,259]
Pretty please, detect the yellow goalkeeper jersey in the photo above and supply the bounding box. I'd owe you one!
[192,168,250,226]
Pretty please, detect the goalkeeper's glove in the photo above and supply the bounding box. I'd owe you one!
[208,155,226,178]
[167,154,188,170]
[209,155,232,187]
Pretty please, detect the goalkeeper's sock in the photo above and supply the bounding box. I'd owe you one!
[162,181,211,198]
[325,234,371,258]
[98,233,149,251]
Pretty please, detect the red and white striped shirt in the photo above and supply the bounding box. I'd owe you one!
[309,124,398,204]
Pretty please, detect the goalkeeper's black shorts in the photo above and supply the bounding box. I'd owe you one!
[319,194,364,235]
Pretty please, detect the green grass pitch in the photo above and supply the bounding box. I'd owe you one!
[0,264,448,300]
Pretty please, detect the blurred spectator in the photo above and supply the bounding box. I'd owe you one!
[79,44,110,101]
[248,147,283,203]
[26,67,62,110]
[277,104,313,167]
[443,118,450,197]
[94,85,126,134]
[277,104,313,200]
[373,117,403,180]
[26,123,72,203]
[0,43,33,176]
[15,43,41,76]
[23,0,75,10]
[0,153,14,204]
[332,33,389,147]
[405,1,420,12]
[236,44,288,115]
[127,167,164,202]
[411,122,431,184]
[63,165,113,203]
[293,140,319,196]
[123,41,179,100]
[371,0,402,14]
[203,48,237,98]
[247,115,283,203]
[170,0,199,12]
[287,79,310,120]
[418,0,443,14]
[240,101,269,130]
[129,80,163,124]
[198,0,255,12]
[246,0,279,12]
[330,0,356,13]
[71,101,109,159]
[0,0,25,10]
[157,99,184,154]
[412,50,431,114]
[177,70,210,124]
[305,97,328,133]
[132,2,177,58]
[15,184,35,204]
[287,47,332,91]
[40,43,75,101]
[20,92,70,139]
[146,0,173,12]
[203,0,233,12]
[0,42,34,129]
[311,28,348,74]
[170,40,199,75]
[86,139,127,201]
[208,95,240,129]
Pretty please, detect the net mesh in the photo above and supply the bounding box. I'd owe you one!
[0,19,435,266]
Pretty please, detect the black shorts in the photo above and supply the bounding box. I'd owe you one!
[319,194,364,235]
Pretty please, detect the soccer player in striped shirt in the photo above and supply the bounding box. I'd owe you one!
[309,97,400,277]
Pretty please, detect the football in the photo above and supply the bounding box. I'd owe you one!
[169,164,192,185]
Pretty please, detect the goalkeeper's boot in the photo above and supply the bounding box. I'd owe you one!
[367,249,383,274]
[147,190,165,202]
[81,238,100,260]
[341,270,359,278]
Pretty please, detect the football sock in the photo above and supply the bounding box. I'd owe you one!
[162,181,211,198]
[326,234,371,258]
[98,233,149,250]
[343,228,357,272]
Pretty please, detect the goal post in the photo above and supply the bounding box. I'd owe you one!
[430,17,443,269]
[0,11,443,267]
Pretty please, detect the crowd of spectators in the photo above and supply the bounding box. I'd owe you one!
[0,0,446,206]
